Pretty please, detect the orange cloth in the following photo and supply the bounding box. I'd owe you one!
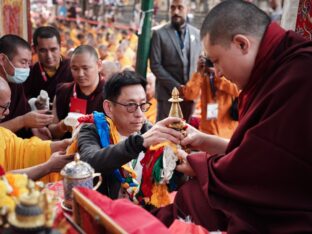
[145,98,157,124]
[183,72,239,138]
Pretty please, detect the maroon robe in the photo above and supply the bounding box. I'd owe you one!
[55,78,105,121]
[2,83,32,138]
[155,23,312,233]
[24,59,73,100]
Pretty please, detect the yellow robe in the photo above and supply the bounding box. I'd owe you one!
[0,127,52,182]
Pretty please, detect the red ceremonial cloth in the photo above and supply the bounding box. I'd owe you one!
[169,219,214,234]
[75,187,171,233]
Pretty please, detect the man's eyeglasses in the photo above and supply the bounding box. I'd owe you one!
[111,101,151,113]
[0,102,10,115]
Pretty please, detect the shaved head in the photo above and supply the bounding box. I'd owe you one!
[0,77,10,93]
[71,45,99,62]
[200,0,270,46]
[0,77,11,120]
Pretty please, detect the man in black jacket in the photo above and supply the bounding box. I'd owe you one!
[78,71,183,199]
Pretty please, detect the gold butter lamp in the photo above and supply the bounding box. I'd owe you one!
[7,180,59,234]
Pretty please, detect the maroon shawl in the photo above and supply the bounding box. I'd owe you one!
[24,59,73,100]
[187,23,312,232]
[55,78,105,121]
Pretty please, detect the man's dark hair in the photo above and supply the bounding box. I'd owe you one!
[33,26,61,47]
[200,0,271,46]
[104,70,147,101]
[71,45,99,61]
[0,34,31,60]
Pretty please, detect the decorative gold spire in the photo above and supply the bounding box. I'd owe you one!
[168,87,184,130]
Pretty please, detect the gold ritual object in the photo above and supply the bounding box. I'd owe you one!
[6,180,56,232]
[168,87,185,130]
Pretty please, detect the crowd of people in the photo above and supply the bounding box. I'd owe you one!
[1,0,312,232]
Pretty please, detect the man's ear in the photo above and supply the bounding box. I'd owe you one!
[103,100,112,118]
[232,34,250,54]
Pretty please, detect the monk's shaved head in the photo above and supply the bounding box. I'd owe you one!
[200,0,270,46]
[71,45,99,62]
[0,77,11,120]
[0,77,10,93]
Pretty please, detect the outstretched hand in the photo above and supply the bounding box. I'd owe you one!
[175,149,196,176]
[50,138,72,153]
[23,110,54,128]
[46,152,74,173]
[181,124,229,154]
[142,117,185,148]
[180,124,206,151]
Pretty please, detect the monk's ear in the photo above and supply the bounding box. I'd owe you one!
[232,34,250,55]
[103,100,112,118]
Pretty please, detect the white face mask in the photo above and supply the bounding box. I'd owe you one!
[2,55,30,84]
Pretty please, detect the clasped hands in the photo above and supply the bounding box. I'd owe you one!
[142,117,198,177]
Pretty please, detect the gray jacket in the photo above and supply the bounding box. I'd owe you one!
[78,122,151,199]
[150,23,202,101]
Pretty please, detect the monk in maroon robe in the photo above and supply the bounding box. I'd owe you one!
[154,1,312,233]
[48,45,105,139]
[24,59,73,100]
[0,34,53,139]
[24,26,73,100]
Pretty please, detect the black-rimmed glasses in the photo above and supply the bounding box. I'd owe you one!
[0,102,10,115]
[111,101,151,113]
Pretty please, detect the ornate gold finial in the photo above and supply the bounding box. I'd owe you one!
[19,180,40,206]
[168,87,184,130]
[74,153,80,163]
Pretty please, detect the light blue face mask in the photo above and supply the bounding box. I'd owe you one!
[4,66,30,84]
[2,56,30,84]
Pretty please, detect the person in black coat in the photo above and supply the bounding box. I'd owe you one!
[78,71,183,199]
